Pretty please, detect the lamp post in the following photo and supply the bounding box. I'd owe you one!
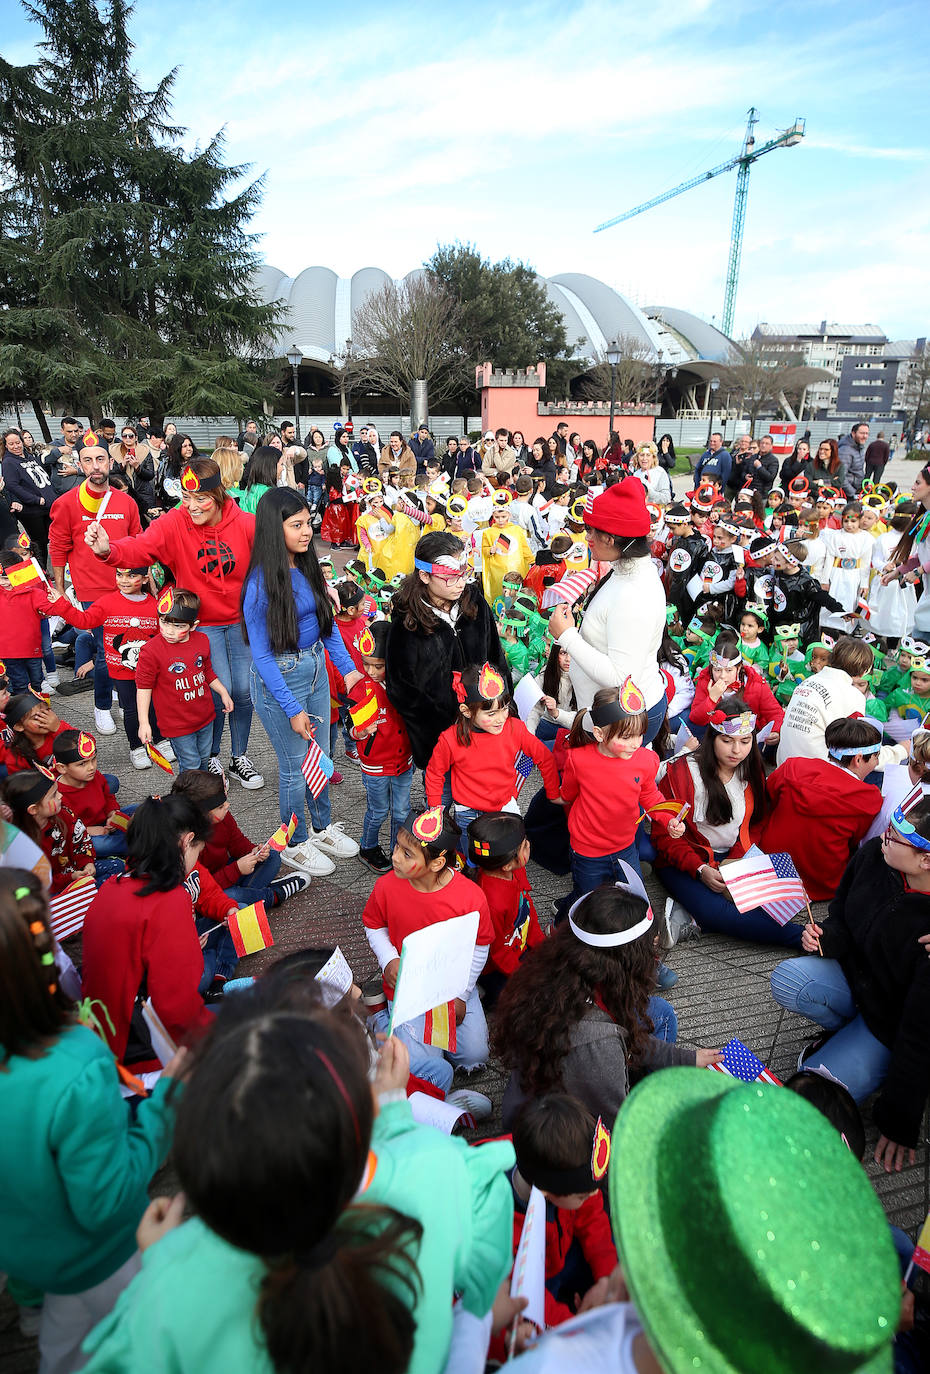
[606,338,621,444]
[706,375,720,448]
[285,344,302,442]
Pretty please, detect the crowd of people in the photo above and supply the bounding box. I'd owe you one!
[0,412,928,1374]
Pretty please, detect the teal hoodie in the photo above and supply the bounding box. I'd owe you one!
[0,1023,175,1294]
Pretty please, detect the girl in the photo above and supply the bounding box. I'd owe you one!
[85,455,262,788]
[348,621,414,874]
[653,695,803,946]
[561,681,686,893]
[868,500,918,643]
[527,640,577,743]
[363,805,494,1093]
[154,431,198,508]
[879,464,930,637]
[0,692,71,774]
[885,657,930,742]
[241,488,362,878]
[771,791,930,1174]
[81,794,217,1068]
[424,661,561,828]
[0,544,50,693]
[493,881,719,1129]
[819,502,872,632]
[658,627,694,735]
[320,461,356,548]
[0,868,183,1374]
[356,478,395,571]
[479,490,532,605]
[689,630,784,742]
[237,443,282,514]
[1,766,99,893]
[737,603,770,672]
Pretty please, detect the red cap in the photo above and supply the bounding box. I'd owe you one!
[587,477,651,537]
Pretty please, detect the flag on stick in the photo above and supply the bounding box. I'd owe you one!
[146,742,174,775]
[48,876,97,941]
[512,751,534,798]
[4,557,42,588]
[708,1038,782,1085]
[301,735,335,798]
[227,901,274,958]
[423,1000,457,1052]
[541,567,599,609]
[266,813,297,852]
[720,846,808,926]
[108,810,132,832]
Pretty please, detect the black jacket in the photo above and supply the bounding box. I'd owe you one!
[731,450,778,493]
[768,568,841,645]
[385,582,509,768]
[820,839,930,1147]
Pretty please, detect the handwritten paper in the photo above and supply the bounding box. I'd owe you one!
[510,1183,547,1332]
[388,911,479,1036]
[315,946,354,999]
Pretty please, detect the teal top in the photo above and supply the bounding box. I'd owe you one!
[0,1023,175,1295]
[83,1100,514,1374]
[237,482,272,514]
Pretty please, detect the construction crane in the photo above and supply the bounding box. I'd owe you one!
[594,108,805,337]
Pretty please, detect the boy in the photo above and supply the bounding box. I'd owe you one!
[0,544,49,694]
[467,812,544,1006]
[777,634,905,767]
[135,587,233,772]
[52,728,126,859]
[347,621,413,873]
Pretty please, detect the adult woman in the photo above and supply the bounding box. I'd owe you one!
[549,477,667,744]
[493,883,717,1129]
[880,463,930,634]
[299,426,328,490]
[242,487,361,876]
[771,792,930,1172]
[85,455,263,788]
[566,431,583,471]
[154,432,199,509]
[327,426,356,472]
[657,432,677,474]
[578,439,601,481]
[379,431,416,484]
[653,695,803,947]
[164,421,178,444]
[527,437,557,486]
[213,443,245,498]
[385,530,509,769]
[1,427,53,563]
[780,438,810,486]
[237,444,281,514]
[633,442,672,504]
[110,422,155,513]
[804,438,847,492]
[510,429,530,469]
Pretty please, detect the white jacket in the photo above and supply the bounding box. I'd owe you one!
[558,557,667,711]
[777,666,905,768]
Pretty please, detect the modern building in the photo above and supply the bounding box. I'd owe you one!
[750,321,889,416]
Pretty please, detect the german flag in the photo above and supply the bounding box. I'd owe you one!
[228,901,274,958]
[423,1000,457,1053]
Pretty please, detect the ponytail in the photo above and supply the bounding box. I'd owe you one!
[0,868,75,1060]
[126,794,210,895]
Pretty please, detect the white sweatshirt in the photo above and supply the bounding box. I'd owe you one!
[558,557,667,712]
[777,665,906,768]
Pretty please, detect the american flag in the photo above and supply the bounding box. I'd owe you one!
[48,876,97,941]
[721,846,808,926]
[513,751,534,798]
[301,735,335,798]
[708,1037,782,1085]
[541,567,599,609]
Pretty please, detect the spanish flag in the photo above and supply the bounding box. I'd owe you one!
[267,813,297,852]
[228,901,274,958]
[78,479,105,515]
[4,557,41,588]
[423,1000,457,1053]
[146,742,174,774]
[349,684,380,731]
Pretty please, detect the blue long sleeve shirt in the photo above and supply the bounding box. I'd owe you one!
[242,567,356,719]
[694,447,732,490]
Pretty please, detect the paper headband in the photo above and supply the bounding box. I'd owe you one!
[447,495,468,518]
[180,464,222,493]
[708,709,757,737]
[522,1116,612,1194]
[362,477,383,494]
[414,554,467,577]
[54,730,97,764]
[567,864,654,946]
[468,822,523,861]
[156,588,198,623]
[402,806,458,850]
[452,663,508,706]
[890,787,930,850]
[710,649,742,669]
[829,742,881,759]
[741,603,769,624]
[492,489,512,506]
[17,764,57,806]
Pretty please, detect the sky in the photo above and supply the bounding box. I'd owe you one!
[4,0,930,342]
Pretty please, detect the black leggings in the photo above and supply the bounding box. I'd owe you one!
[112,678,163,751]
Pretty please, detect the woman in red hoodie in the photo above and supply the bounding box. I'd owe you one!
[689,628,784,743]
[84,457,263,790]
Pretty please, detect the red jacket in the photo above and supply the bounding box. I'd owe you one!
[476,867,544,976]
[690,662,784,734]
[425,717,560,812]
[761,758,882,901]
[100,500,254,627]
[653,754,760,877]
[199,812,255,890]
[348,676,412,777]
[53,590,159,680]
[0,581,47,658]
[334,612,371,672]
[48,484,141,600]
[81,874,213,1070]
[189,861,238,923]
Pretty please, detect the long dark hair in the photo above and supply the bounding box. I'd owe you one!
[541,640,575,707]
[492,885,656,1095]
[393,531,477,633]
[0,869,75,1061]
[657,433,676,460]
[174,1004,422,1374]
[244,445,281,490]
[692,692,765,826]
[0,771,53,843]
[166,432,200,475]
[241,487,334,651]
[126,794,210,896]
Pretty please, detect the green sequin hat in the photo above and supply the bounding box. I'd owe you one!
[610,1069,898,1374]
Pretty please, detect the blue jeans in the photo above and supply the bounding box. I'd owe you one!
[6,657,43,692]
[647,994,677,1042]
[656,865,804,947]
[195,915,238,989]
[250,642,331,843]
[79,599,112,711]
[203,623,253,757]
[770,956,891,1101]
[169,722,214,772]
[40,617,56,674]
[643,693,667,746]
[371,986,489,1094]
[113,678,163,752]
[223,851,283,907]
[571,842,642,894]
[361,769,414,850]
[94,856,125,884]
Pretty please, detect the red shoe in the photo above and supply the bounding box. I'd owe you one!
[330,769,343,785]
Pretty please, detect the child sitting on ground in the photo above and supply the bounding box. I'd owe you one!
[0,767,104,892]
[467,812,544,1007]
[1,693,71,774]
[690,629,783,741]
[52,729,128,861]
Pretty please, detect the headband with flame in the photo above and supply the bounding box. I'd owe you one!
[402,806,459,850]
[157,587,198,623]
[520,1115,612,1195]
[17,764,57,807]
[452,662,508,706]
[0,658,5,679]
[53,730,97,764]
[83,429,99,448]
[708,710,757,737]
[357,627,376,658]
[180,464,222,493]
[585,677,647,730]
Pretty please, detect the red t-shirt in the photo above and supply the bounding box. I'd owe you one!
[57,770,119,828]
[48,484,141,601]
[425,717,561,812]
[561,744,670,857]
[5,719,74,774]
[135,630,215,737]
[476,867,544,976]
[362,868,493,998]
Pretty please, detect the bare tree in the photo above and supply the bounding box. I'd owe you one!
[345,274,462,406]
[726,342,815,434]
[572,334,654,407]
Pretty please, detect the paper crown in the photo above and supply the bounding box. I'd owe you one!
[708,709,757,737]
[710,648,742,669]
[570,497,587,523]
[447,495,468,518]
[357,627,376,658]
[362,477,383,495]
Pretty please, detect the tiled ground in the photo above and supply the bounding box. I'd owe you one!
[3,536,929,1368]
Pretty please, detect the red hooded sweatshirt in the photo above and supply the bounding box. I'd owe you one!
[690,662,784,735]
[761,757,882,900]
[99,501,255,627]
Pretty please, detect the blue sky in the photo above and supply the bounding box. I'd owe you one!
[5,0,929,340]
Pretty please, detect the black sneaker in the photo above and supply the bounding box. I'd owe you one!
[57,675,94,696]
[267,872,311,907]
[358,845,391,873]
[229,754,264,790]
[202,975,228,1004]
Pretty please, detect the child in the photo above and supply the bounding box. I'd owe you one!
[46,565,170,770]
[0,545,48,693]
[527,640,578,742]
[1,692,72,774]
[1,766,99,893]
[467,812,544,1003]
[777,634,906,767]
[52,728,127,860]
[690,630,784,740]
[333,578,374,670]
[347,621,414,874]
[868,501,919,644]
[362,805,494,1094]
[878,636,926,697]
[862,726,930,844]
[737,603,770,671]
[170,768,308,908]
[820,502,872,632]
[657,629,694,734]
[802,638,833,678]
[761,718,884,900]
[767,622,807,705]
[424,662,561,830]
[319,460,356,548]
[136,587,234,771]
[499,612,531,677]
[561,681,686,894]
[355,479,395,570]
[886,657,930,742]
[480,491,532,605]
[0,868,182,1374]
[770,540,843,646]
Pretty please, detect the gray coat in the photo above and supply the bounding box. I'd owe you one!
[838,433,866,495]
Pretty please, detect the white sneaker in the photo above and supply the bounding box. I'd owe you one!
[159,740,176,762]
[94,708,117,735]
[309,823,359,859]
[40,678,57,695]
[44,669,60,688]
[284,840,336,878]
[207,755,225,778]
[130,746,153,770]
[446,1088,492,1121]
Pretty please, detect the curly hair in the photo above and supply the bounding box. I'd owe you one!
[491,886,656,1097]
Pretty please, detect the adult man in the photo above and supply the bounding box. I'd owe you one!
[838,422,869,494]
[733,432,778,494]
[237,420,260,453]
[97,419,118,451]
[550,421,569,456]
[409,423,435,471]
[864,430,890,484]
[352,424,379,477]
[482,427,518,484]
[47,416,85,495]
[693,432,732,491]
[49,441,141,734]
[726,434,752,491]
[455,435,480,478]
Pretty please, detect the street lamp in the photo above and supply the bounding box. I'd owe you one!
[706,375,720,448]
[285,344,302,441]
[606,338,621,444]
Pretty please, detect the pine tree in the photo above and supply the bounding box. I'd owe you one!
[0,0,281,432]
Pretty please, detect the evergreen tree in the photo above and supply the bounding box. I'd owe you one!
[0,0,281,433]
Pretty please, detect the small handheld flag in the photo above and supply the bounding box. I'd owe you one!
[512,750,534,798]
[227,901,274,958]
[146,742,174,775]
[349,683,380,731]
[108,810,131,833]
[267,813,297,852]
[78,479,105,515]
[906,1213,930,1297]
[301,735,335,798]
[721,846,808,926]
[423,1000,457,1053]
[4,557,42,588]
[48,875,97,941]
[708,1037,782,1085]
